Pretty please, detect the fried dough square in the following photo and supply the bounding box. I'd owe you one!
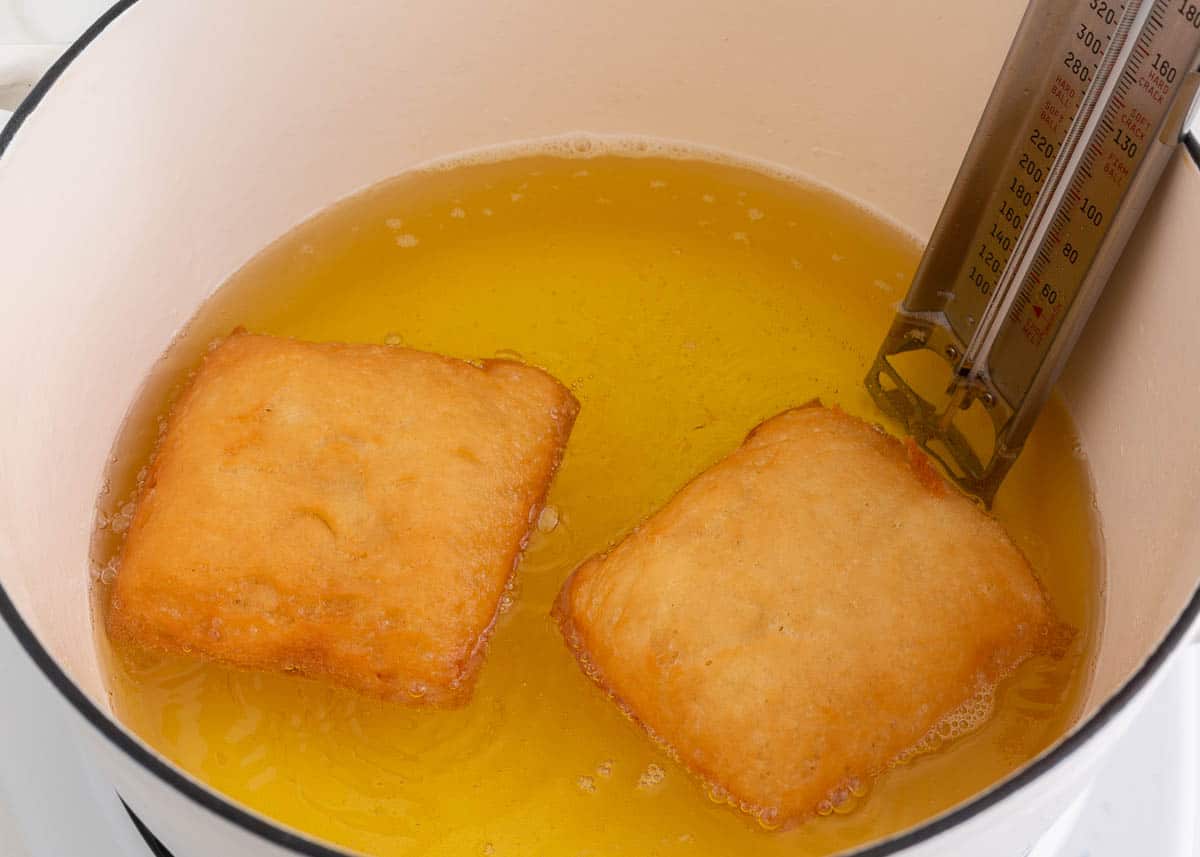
[555,404,1062,826]
[108,331,578,705]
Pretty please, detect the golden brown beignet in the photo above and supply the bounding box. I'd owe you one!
[555,404,1062,826]
[108,331,578,705]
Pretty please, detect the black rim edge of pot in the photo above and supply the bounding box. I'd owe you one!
[1,2,1198,855]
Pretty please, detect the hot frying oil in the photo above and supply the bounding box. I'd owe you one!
[96,149,1100,856]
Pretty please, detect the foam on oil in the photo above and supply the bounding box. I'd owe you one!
[94,144,1101,857]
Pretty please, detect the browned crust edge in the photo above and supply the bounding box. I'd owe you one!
[107,329,581,708]
[551,567,797,827]
[446,370,580,706]
[551,401,1073,827]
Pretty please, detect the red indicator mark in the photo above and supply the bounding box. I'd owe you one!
[1104,152,1131,181]
[1041,103,1065,131]
[1122,105,1150,140]
[1050,75,1079,107]
[1138,73,1167,104]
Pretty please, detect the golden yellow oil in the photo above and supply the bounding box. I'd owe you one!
[94,149,1101,857]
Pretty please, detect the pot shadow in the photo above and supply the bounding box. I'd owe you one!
[122,800,175,857]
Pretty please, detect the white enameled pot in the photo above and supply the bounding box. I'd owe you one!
[1,2,1198,855]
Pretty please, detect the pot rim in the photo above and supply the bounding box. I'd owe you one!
[1,2,1198,854]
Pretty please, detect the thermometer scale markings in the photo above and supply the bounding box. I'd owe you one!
[950,2,1125,341]
[1007,7,1155,325]
[867,0,1200,503]
[980,0,1196,402]
[1009,3,1159,329]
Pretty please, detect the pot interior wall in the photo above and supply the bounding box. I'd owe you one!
[0,0,1196,769]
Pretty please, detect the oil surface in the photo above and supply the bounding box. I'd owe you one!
[95,150,1100,857]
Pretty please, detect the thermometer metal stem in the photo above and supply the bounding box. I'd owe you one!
[868,0,1200,505]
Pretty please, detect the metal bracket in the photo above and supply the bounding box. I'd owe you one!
[866,316,1020,508]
